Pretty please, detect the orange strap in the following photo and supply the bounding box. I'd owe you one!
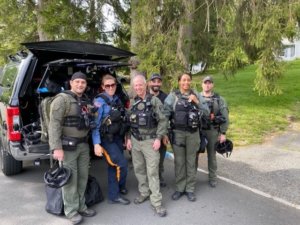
[102,149,121,182]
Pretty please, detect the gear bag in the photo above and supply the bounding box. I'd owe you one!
[39,92,72,142]
[85,175,104,207]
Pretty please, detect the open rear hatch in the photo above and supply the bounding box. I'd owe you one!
[22,40,135,61]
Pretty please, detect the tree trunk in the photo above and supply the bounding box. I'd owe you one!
[176,0,195,70]
[130,0,138,51]
[87,0,97,42]
[37,0,50,41]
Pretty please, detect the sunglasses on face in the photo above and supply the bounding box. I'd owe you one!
[104,83,116,89]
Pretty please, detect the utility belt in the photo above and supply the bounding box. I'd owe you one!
[202,125,219,130]
[62,135,87,151]
[131,130,156,141]
[173,127,198,133]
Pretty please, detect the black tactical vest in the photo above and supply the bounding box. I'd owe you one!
[129,94,158,130]
[95,93,127,139]
[171,91,200,131]
[63,91,95,131]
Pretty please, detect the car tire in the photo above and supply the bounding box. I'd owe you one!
[0,144,23,176]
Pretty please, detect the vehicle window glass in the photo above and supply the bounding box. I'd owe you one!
[0,62,19,102]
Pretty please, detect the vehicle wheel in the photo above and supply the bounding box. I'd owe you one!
[0,145,23,176]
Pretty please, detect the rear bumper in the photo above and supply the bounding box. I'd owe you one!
[10,141,50,161]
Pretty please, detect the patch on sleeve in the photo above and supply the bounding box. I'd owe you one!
[94,101,102,108]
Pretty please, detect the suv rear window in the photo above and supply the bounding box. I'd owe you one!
[0,61,20,103]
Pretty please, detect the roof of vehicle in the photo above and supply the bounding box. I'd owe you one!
[22,40,135,60]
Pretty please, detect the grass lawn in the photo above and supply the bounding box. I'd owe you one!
[192,60,300,146]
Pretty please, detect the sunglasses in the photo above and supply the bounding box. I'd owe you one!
[104,83,116,89]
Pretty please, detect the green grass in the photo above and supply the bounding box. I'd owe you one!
[192,60,300,146]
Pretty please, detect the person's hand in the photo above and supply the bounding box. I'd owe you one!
[53,149,64,161]
[219,134,226,143]
[153,139,161,151]
[126,139,132,151]
[162,135,170,146]
[94,144,104,157]
[188,94,199,104]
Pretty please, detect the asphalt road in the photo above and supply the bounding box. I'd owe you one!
[0,153,299,225]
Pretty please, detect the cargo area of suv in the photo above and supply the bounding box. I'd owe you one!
[0,40,134,176]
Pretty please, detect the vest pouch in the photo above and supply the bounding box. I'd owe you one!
[109,110,122,122]
[138,113,147,126]
[187,110,200,129]
[62,136,79,151]
[173,111,188,128]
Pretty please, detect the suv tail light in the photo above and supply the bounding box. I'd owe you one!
[6,106,21,141]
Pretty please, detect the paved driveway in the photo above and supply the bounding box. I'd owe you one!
[0,153,299,225]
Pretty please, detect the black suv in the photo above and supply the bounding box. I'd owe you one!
[0,40,134,176]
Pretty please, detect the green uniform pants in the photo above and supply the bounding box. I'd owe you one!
[131,137,162,207]
[202,128,219,181]
[172,129,200,193]
[159,144,167,177]
[62,143,90,218]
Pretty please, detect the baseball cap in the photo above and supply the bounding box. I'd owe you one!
[71,71,87,81]
[202,76,213,83]
[150,73,162,81]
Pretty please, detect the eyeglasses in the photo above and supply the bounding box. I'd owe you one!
[104,83,116,89]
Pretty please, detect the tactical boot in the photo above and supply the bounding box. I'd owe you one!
[69,213,83,225]
[171,191,184,200]
[209,180,217,188]
[109,196,130,205]
[78,208,96,217]
[186,192,196,202]
[152,205,167,217]
[134,194,149,204]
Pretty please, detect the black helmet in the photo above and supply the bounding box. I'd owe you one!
[21,122,41,145]
[215,139,233,157]
[44,165,72,188]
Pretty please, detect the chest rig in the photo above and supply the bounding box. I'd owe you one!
[202,93,226,130]
[96,93,127,141]
[171,91,201,132]
[129,94,158,140]
[63,91,96,131]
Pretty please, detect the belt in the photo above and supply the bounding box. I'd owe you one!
[202,126,219,131]
[132,133,156,141]
[173,127,198,133]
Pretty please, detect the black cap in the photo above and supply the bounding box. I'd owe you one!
[71,71,87,81]
[202,75,213,83]
[150,73,162,81]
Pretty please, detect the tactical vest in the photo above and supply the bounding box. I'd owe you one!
[171,91,201,131]
[95,93,127,140]
[129,94,158,131]
[62,91,95,138]
[202,93,226,129]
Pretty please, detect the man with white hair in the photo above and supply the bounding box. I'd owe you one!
[126,75,168,217]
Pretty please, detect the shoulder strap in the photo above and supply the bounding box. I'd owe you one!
[95,93,111,105]
[55,93,72,117]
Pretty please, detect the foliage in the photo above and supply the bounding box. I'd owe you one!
[0,0,109,65]
[0,0,37,65]
[193,60,300,146]
[39,0,87,40]
[123,0,300,96]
